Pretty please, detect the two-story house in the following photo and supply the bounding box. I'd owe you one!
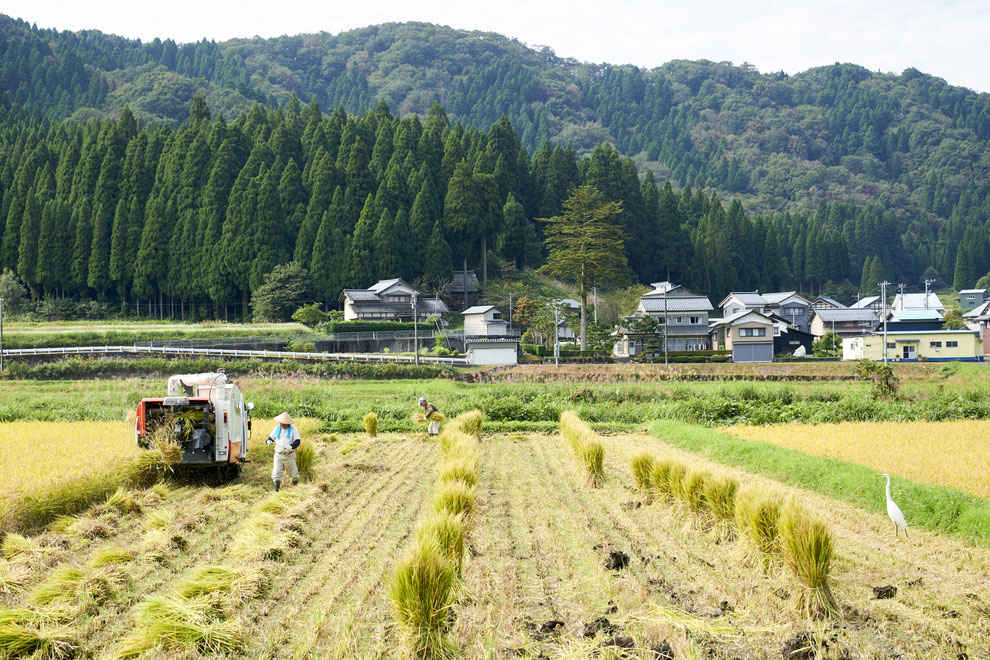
[709,310,775,362]
[635,282,714,351]
[612,282,714,357]
[959,289,988,312]
[719,291,812,333]
[339,278,448,322]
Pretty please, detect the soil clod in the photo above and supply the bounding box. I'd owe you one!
[605,549,630,570]
[782,632,820,659]
[651,641,675,659]
[601,635,635,648]
[581,616,617,637]
[872,585,897,599]
[620,501,642,510]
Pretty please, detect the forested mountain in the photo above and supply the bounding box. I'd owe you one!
[1,14,989,312]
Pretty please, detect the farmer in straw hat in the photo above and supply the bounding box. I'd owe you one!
[418,397,442,436]
[267,412,301,492]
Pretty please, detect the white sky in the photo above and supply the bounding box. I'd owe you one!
[8,0,990,92]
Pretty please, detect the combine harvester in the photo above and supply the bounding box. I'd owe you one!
[135,371,254,479]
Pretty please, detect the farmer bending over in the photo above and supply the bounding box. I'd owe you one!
[419,397,442,436]
[267,411,300,491]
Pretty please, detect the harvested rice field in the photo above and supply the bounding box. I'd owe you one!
[2,423,989,658]
[723,420,990,498]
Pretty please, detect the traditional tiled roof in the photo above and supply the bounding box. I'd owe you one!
[964,301,990,318]
[813,308,877,323]
[340,289,380,301]
[639,297,714,312]
[812,296,845,308]
[450,270,479,293]
[762,291,800,304]
[723,292,768,306]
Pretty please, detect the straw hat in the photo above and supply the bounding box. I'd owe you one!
[274,412,294,425]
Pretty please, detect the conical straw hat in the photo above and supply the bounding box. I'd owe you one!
[274,412,294,425]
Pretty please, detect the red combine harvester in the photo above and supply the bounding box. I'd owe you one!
[135,371,254,479]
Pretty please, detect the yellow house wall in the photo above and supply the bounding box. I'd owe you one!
[850,332,981,361]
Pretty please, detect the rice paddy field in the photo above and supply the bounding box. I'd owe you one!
[2,415,990,658]
[723,420,990,499]
[0,421,137,496]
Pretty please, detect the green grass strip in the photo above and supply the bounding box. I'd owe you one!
[649,420,990,547]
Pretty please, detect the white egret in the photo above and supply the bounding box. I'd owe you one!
[878,473,908,538]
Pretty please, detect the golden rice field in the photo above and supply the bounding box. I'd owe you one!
[0,421,137,496]
[723,420,990,499]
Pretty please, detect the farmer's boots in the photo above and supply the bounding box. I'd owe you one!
[273,479,281,492]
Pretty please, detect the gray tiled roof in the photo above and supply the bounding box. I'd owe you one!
[640,297,714,312]
[813,308,877,322]
[726,292,768,306]
[762,291,800,304]
[341,289,380,301]
[851,296,881,308]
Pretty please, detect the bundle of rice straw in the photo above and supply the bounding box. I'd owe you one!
[411,412,446,424]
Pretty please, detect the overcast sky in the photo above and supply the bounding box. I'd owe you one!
[9,0,989,92]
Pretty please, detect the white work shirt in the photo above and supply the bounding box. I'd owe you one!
[268,424,301,452]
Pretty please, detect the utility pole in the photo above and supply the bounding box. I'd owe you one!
[897,283,906,310]
[412,292,419,367]
[508,293,513,335]
[924,278,935,310]
[0,297,5,373]
[880,281,890,364]
[553,304,560,367]
[663,285,669,368]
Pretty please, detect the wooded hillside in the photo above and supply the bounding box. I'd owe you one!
[1,15,989,307]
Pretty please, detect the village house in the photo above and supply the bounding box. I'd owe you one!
[891,291,944,312]
[719,291,812,333]
[810,296,846,310]
[339,278,448,322]
[881,309,944,332]
[809,308,880,338]
[461,305,510,337]
[613,282,714,357]
[448,269,480,308]
[959,288,988,312]
[709,309,775,363]
[850,295,884,318]
[842,329,982,362]
[963,301,990,356]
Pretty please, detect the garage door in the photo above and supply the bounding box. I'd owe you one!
[734,342,773,363]
[470,347,518,365]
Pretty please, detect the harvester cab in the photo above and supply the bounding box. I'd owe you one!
[135,371,254,477]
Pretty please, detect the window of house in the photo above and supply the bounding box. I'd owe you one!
[689,316,700,324]
[739,327,766,337]
[930,341,942,348]
[676,316,683,323]
[947,341,958,348]
[491,312,502,320]
[887,342,896,349]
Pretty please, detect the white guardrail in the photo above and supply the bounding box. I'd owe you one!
[1,345,470,366]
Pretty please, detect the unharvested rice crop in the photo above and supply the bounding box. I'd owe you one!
[724,420,990,498]
[0,422,137,496]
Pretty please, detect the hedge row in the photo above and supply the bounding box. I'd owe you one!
[0,357,455,381]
